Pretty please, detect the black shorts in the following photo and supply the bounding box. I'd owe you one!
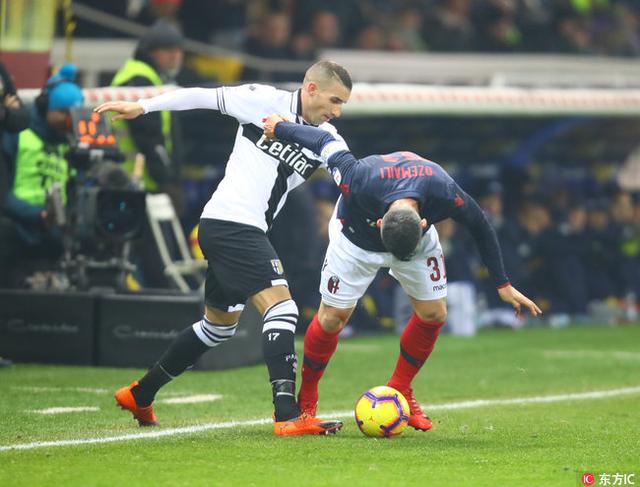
[198,218,288,312]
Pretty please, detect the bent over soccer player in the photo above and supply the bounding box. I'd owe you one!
[95,61,352,436]
[263,115,542,431]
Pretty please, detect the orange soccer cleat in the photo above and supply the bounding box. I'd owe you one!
[391,386,433,431]
[273,412,342,436]
[114,381,159,427]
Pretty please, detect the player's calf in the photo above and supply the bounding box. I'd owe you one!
[116,317,238,426]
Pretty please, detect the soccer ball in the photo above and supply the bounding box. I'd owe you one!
[354,385,410,438]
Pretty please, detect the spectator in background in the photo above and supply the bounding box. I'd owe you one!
[515,0,556,52]
[147,0,183,26]
[243,11,295,81]
[474,0,523,52]
[477,180,505,230]
[584,199,620,302]
[551,5,592,53]
[291,32,318,61]
[295,0,364,47]
[589,1,640,57]
[547,200,590,320]
[0,61,29,369]
[310,10,342,49]
[610,190,640,313]
[110,20,186,288]
[179,0,249,48]
[111,19,185,213]
[613,2,640,57]
[388,8,427,51]
[474,180,521,328]
[354,23,387,50]
[423,0,475,52]
[0,61,30,212]
[0,83,29,289]
[479,197,550,327]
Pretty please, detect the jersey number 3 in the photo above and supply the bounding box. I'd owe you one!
[427,254,446,282]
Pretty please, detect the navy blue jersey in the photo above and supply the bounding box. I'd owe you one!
[274,122,510,287]
[332,151,460,249]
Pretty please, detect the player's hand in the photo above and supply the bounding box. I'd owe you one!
[262,114,288,140]
[94,101,145,121]
[497,284,542,317]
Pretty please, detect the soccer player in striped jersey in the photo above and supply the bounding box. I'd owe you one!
[262,114,542,431]
[96,61,351,435]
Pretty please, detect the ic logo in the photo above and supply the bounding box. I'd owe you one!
[581,473,595,486]
[327,275,340,294]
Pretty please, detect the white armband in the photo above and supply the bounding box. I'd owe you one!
[320,140,350,162]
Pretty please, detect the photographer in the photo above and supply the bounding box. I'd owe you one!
[1,64,83,285]
[0,61,29,367]
[0,62,30,291]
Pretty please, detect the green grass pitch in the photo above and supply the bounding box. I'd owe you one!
[1,324,638,486]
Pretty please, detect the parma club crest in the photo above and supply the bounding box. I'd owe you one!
[271,259,284,275]
[327,275,340,294]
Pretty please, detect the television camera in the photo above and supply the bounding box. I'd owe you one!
[46,107,146,290]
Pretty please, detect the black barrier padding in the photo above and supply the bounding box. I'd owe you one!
[194,303,263,371]
[97,294,263,370]
[0,290,97,365]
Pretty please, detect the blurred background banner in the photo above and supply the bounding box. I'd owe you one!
[0,0,57,87]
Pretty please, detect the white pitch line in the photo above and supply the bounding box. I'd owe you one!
[2,385,639,452]
[13,386,109,394]
[158,394,223,405]
[27,407,100,415]
[12,386,212,398]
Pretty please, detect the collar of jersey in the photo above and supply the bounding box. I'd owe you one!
[291,89,319,127]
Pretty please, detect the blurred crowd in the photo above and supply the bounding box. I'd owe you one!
[70,0,640,60]
[446,179,640,329]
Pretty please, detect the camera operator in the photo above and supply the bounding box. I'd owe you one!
[1,64,84,286]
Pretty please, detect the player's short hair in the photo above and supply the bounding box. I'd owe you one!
[380,207,422,261]
[304,60,352,91]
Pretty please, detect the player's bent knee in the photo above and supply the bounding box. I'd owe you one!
[319,315,345,334]
[318,303,353,334]
[205,305,242,326]
[413,300,447,324]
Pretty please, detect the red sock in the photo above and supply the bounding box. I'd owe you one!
[388,313,444,392]
[299,314,340,403]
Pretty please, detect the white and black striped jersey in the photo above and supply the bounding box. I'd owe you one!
[140,84,342,232]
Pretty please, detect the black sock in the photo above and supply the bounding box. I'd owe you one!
[132,325,212,406]
[262,299,300,421]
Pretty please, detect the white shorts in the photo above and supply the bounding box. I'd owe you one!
[320,215,448,309]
